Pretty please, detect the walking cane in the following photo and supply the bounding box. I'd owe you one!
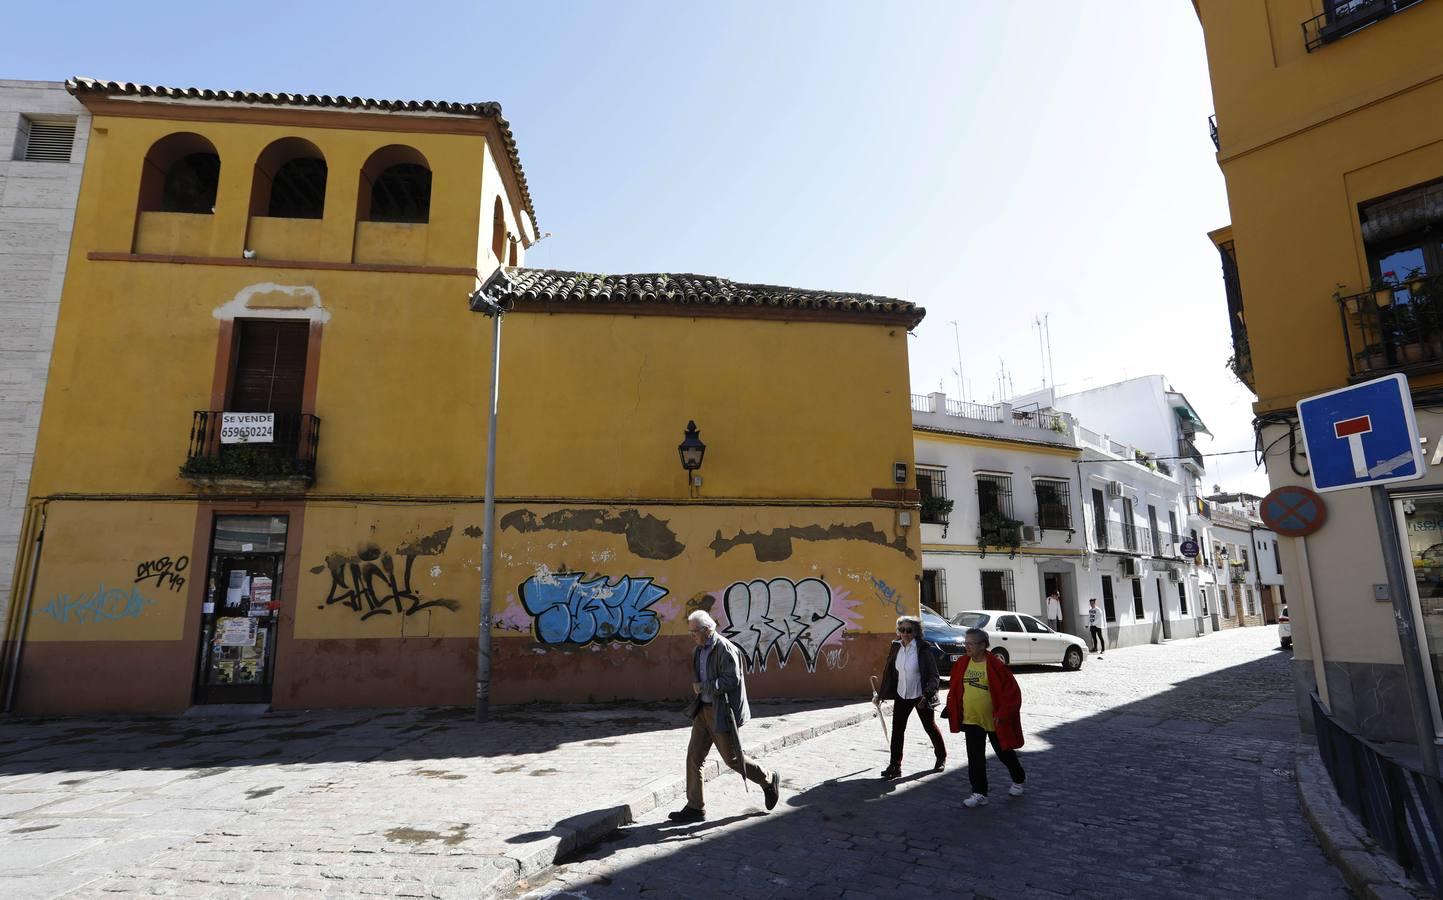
[869,676,890,747]
[723,702,749,794]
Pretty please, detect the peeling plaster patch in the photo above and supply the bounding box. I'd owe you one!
[530,563,561,586]
[500,509,684,561]
[429,566,443,578]
[463,526,483,538]
[399,526,452,557]
[686,592,717,614]
[709,523,915,562]
[591,549,616,564]
[214,283,330,323]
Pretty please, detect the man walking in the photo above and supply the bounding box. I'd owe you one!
[1045,590,1063,632]
[669,610,781,823]
[1087,598,1106,657]
[944,627,1026,808]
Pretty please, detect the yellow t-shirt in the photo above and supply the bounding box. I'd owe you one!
[962,658,994,731]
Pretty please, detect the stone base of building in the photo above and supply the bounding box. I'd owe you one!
[1290,656,1416,744]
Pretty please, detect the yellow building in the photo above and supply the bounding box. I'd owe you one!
[1195,0,1443,776]
[0,79,924,715]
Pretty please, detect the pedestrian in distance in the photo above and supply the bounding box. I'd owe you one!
[1045,590,1063,632]
[874,615,947,778]
[1087,598,1106,658]
[943,627,1026,808]
[669,610,781,823]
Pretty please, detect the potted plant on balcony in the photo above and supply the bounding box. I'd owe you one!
[978,511,1023,559]
[1373,274,1396,308]
[920,494,954,528]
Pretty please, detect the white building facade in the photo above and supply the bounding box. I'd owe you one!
[912,393,1088,634]
[0,81,89,623]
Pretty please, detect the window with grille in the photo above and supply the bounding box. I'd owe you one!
[977,472,1014,522]
[1034,478,1072,530]
[979,570,1014,611]
[922,568,947,616]
[917,467,948,524]
[1131,579,1145,619]
[15,115,76,162]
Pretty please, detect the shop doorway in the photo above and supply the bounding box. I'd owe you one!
[194,515,288,705]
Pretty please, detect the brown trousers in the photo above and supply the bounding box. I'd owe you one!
[685,704,771,811]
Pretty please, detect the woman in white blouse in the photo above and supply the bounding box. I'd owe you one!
[874,615,945,778]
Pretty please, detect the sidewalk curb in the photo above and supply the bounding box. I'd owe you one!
[497,704,872,895]
[1294,741,1433,900]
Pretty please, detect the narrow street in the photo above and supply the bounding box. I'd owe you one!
[512,627,1350,900]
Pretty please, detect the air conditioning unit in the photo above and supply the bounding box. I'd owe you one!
[1120,558,1138,577]
[1021,526,1042,544]
[1106,480,1126,499]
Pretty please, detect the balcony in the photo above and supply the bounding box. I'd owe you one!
[1179,437,1205,472]
[1303,0,1425,52]
[1096,521,1153,555]
[1338,277,1443,379]
[181,411,320,491]
[1208,114,1219,151]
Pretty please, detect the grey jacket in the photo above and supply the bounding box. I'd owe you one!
[686,633,751,734]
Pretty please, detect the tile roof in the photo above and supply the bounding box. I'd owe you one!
[474,268,925,327]
[66,77,537,230]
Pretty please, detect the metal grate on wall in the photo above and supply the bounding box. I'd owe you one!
[1034,477,1072,530]
[17,115,77,162]
[980,569,1015,611]
[976,472,1014,518]
[917,466,948,524]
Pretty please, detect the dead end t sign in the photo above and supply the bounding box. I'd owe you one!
[1296,373,1425,492]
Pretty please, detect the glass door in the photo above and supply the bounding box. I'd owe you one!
[194,515,288,705]
[1393,494,1443,739]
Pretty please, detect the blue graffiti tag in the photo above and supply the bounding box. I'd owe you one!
[519,572,667,645]
[39,585,155,625]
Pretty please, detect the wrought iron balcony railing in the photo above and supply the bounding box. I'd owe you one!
[1303,0,1425,52]
[181,410,321,484]
[1179,437,1205,471]
[1208,114,1219,151]
[1338,276,1443,379]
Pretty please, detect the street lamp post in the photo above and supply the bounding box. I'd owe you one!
[470,288,507,723]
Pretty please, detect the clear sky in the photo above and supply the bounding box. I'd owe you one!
[5,1,1264,494]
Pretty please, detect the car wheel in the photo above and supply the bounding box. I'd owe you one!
[1063,646,1083,671]
[993,647,1010,666]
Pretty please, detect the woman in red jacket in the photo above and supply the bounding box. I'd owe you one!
[943,627,1026,808]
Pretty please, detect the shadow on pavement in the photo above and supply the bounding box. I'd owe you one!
[517,651,1350,899]
[0,697,862,777]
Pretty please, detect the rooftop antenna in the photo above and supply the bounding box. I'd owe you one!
[949,321,964,402]
[1044,313,1056,390]
[1034,316,1048,388]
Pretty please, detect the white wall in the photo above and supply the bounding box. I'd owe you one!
[0,81,88,621]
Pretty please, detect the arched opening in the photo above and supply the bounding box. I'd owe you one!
[138,132,220,214]
[251,138,327,219]
[358,145,431,223]
[491,197,506,261]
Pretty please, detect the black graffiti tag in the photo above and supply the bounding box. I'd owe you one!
[323,545,460,620]
[135,555,189,592]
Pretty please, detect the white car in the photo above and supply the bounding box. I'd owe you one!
[948,609,1089,670]
[1279,605,1292,649]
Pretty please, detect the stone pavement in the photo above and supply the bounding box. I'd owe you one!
[0,697,869,898]
[513,627,1354,900]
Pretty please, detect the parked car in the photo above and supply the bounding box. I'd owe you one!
[920,606,970,677]
[947,609,1088,670]
[1278,605,1291,649]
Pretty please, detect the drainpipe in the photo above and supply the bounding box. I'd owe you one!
[3,503,46,715]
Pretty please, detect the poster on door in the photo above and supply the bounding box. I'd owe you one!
[217,617,257,647]
[249,577,273,616]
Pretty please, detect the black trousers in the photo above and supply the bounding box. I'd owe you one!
[889,696,946,767]
[962,723,1026,796]
[1089,626,1106,652]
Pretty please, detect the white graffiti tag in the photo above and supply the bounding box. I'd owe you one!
[722,577,845,672]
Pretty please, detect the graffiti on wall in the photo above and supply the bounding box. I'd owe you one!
[721,577,845,673]
[38,585,155,625]
[317,527,461,620]
[519,571,668,645]
[135,555,189,593]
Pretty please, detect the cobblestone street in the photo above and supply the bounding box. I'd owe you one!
[514,626,1350,900]
[0,627,1348,898]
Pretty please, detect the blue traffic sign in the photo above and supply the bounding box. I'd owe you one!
[1296,373,1426,493]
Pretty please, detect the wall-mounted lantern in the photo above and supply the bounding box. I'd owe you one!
[678,420,706,472]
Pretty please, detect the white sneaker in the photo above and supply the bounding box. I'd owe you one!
[1009,782,1025,797]
[963,793,988,808]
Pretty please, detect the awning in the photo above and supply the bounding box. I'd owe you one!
[1167,391,1212,437]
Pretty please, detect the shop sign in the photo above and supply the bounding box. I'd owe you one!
[220,412,274,444]
[1179,538,1199,557]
